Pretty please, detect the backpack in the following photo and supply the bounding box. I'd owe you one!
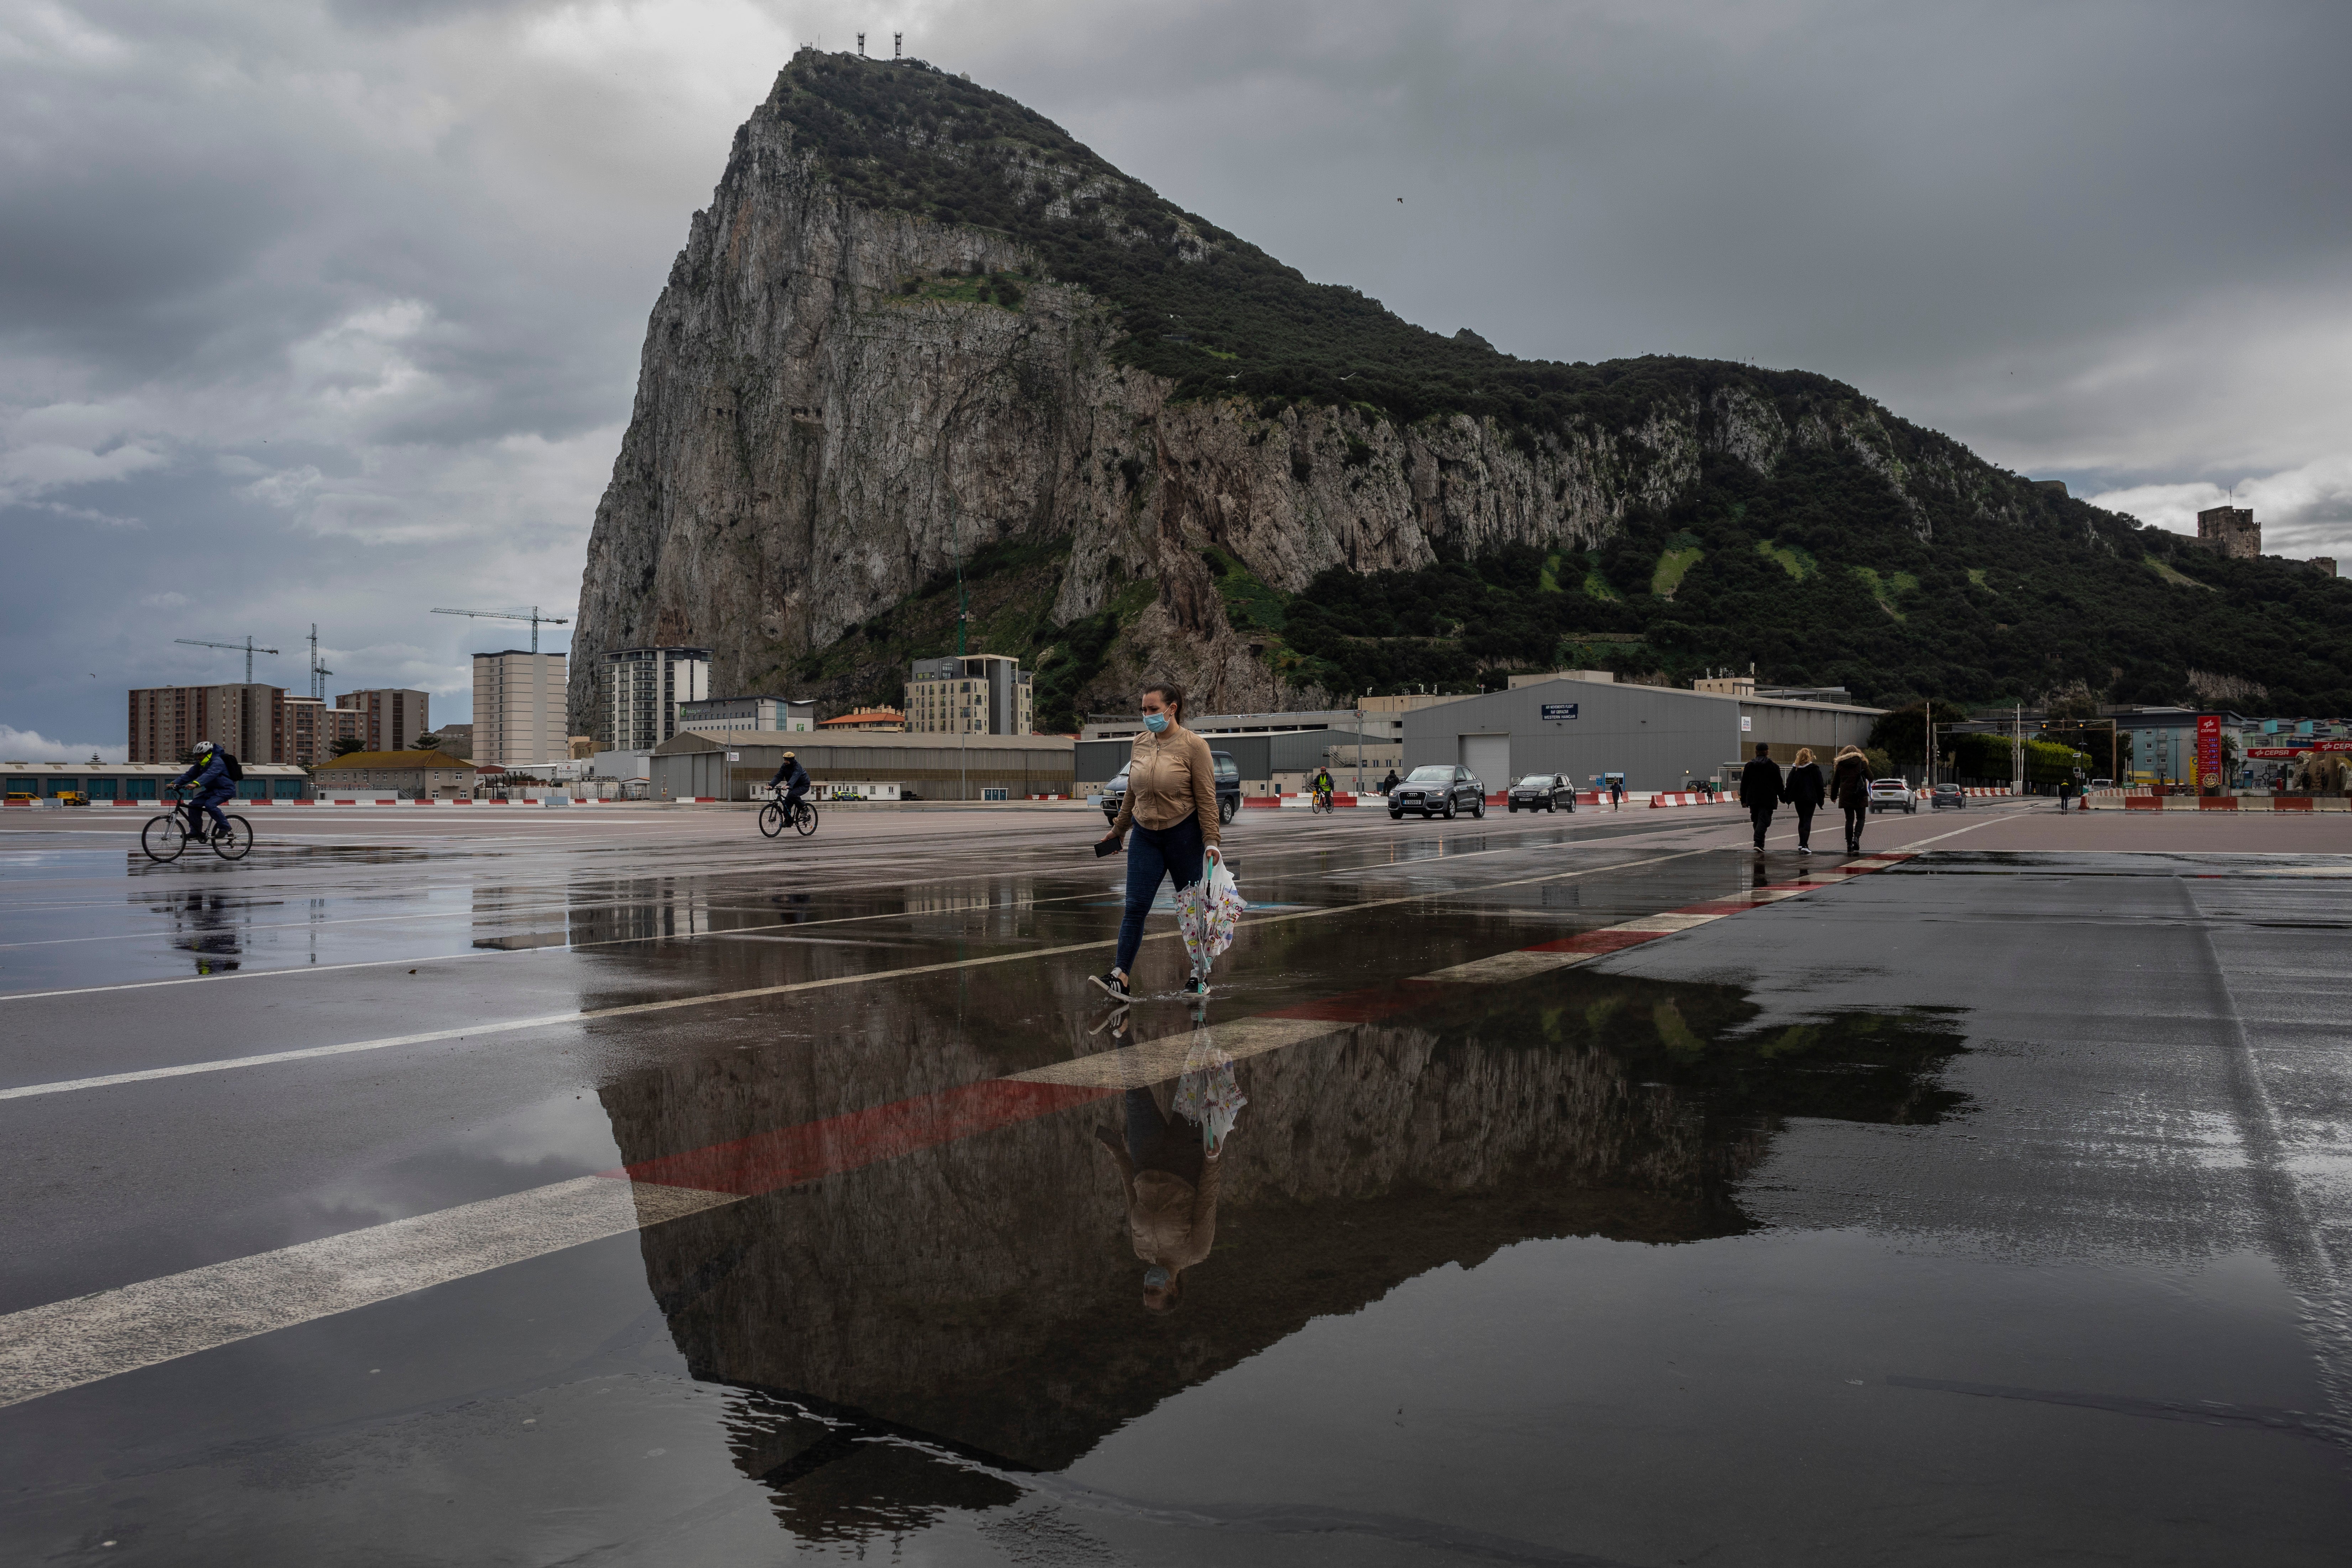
[219,749,244,782]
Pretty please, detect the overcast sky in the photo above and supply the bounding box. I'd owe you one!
[5,0,2347,756]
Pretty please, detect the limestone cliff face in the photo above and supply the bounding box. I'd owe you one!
[569,65,2017,730]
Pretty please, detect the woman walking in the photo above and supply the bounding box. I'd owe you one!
[1092,680,1223,1002]
[1783,747,1827,854]
[1830,745,1872,854]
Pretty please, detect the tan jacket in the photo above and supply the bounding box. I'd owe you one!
[1102,1146,1222,1272]
[1110,724,1221,848]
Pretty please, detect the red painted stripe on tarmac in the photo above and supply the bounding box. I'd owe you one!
[1525,929,1664,956]
[1263,986,1423,1023]
[605,1078,1109,1194]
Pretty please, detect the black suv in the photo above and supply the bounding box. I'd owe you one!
[1389,765,1486,820]
[1100,751,1242,826]
[1507,773,1576,813]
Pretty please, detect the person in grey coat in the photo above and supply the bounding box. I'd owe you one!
[1737,744,1782,853]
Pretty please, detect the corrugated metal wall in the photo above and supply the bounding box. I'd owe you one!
[1403,681,1878,790]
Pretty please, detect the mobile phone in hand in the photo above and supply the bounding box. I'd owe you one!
[1094,835,1122,858]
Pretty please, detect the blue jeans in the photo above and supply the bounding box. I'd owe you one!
[1116,813,1204,976]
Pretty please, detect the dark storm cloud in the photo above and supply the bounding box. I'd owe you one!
[3,0,2347,751]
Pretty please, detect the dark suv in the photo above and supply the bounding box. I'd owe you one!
[1100,751,1242,826]
[1389,764,1486,820]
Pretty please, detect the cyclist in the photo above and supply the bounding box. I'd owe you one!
[173,740,235,842]
[1310,765,1335,809]
[768,749,811,821]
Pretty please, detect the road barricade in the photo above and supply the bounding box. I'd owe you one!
[1648,792,1727,808]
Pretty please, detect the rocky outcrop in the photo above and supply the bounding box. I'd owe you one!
[568,59,2036,729]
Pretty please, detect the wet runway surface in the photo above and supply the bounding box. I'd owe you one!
[4,801,2351,1563]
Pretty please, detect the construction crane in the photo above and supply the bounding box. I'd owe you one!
[432,605,569,653]
[306,623,332,701]
[174,635,280,683]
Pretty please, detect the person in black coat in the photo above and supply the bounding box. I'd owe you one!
[1737,743,1782,853]
[1781,747,1827,855]
[1829,746,1872,853]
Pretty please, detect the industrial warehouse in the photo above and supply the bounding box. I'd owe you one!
[649,729,1076,801]
[1401,676,1882,790]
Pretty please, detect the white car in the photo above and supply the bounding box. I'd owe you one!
[1867,779,1917,814]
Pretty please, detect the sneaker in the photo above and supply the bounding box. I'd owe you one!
[1798,844,1813,855]
[1089,971,1132,1004]
[1182,975,1210,997]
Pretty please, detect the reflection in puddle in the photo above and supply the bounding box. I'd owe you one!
[599,970,1969,1543]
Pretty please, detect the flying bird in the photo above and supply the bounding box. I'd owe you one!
[1396,196,1404,203]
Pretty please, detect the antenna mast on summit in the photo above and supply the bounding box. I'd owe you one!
[893,32,902,58]
[856,31,865,55]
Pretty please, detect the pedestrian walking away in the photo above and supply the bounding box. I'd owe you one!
[1738,743,1781,853]
[1091,679,1223,1004]
[1608,777,1624,811]
[1782,747,1826,854]
[1829,745,1871,853]
[1379,767,1399,796]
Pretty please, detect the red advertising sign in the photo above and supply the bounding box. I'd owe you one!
[2196,714,2223,790]
[2246,747,2304,759]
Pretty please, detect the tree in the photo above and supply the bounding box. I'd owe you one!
[331,738,368,757]
[415,732,443,752]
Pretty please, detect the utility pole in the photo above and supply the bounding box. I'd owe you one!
[175,635,280,684]
[954,489,968,803]
[2013,703,2023,797]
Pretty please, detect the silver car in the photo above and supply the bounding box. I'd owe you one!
[1868,779,1917,814]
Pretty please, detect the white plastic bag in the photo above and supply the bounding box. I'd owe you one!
[1175,854,1247,980]
[1171,1033,1248,1154]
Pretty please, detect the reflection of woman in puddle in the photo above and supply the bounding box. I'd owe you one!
[1094,1085,1225,1312]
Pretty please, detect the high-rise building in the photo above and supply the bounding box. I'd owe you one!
[604,647,711,751]
[334,688,430,754]
[283,696,325,767]
[127,684,287,764]
[473,651,568,767]
[904,655,1035,735]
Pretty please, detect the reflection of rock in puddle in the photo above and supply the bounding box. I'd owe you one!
[601,971,1969,1543]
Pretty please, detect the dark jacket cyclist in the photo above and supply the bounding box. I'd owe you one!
[769,751,811,810]
[173,742,235,838]
[1311,767,1334,799]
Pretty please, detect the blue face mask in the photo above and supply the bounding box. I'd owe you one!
[1142,712,1170,734]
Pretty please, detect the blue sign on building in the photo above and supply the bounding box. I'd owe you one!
[1540,702,1579,722]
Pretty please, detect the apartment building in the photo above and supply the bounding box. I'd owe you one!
[676,694,812,735]
[604,647,711,751]
[334,688,430,754]
[126,683,287,764]
[473,651,568,768]
[905,655,1034,735]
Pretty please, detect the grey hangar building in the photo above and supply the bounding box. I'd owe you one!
[1402,678,1882,792]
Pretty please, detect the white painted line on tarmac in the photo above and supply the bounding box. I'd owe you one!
[0,1176,739,1411]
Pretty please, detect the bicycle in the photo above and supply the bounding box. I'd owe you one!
[758,787,820,838]
[142,788,253,862]
[1309,787,1335,814]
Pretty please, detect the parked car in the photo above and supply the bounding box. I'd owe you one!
[1389,765,1485,820]
[1099,750,1242,827]
[1868,779,1918,814]
[1507,773,1576,812]
[2090,778,2113,789]
[1929,782,1966,809]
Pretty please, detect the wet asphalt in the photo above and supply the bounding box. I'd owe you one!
[2,798,2350,1564]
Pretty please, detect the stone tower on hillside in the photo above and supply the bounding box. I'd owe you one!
[2195,504,2259,559]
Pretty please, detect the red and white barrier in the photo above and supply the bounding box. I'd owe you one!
[1648,792,1729,808]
